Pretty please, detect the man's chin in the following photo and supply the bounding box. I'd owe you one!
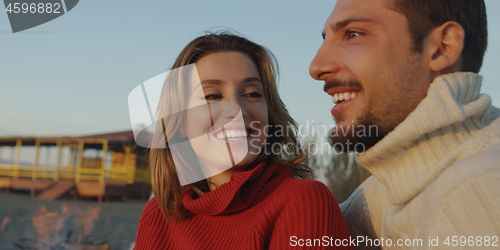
[328,124,385,153]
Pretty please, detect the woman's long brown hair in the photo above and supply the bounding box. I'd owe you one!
[150,31,313,221]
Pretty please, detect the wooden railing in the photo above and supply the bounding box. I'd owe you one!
[0,164,138,183]
[0,138,148,184]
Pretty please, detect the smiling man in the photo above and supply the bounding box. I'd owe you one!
[310,0,500,249]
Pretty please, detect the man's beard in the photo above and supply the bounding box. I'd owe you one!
[325,51,425,153]
[324,79,387,153]
[328,108,389,153]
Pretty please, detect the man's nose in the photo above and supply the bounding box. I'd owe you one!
[309,42,342,81]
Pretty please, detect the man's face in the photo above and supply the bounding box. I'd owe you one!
[309,0,431,152]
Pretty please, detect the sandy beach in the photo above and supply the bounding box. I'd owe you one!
[0,192,147,250]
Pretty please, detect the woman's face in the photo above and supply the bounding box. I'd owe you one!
[185,51,269,175]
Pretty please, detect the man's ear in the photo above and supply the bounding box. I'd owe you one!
[425,21,465,73]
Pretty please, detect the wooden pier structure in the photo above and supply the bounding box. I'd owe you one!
[0,130,151,201]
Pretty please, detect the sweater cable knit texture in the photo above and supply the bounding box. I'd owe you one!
[135,162,353,249]
[341,72,500,249]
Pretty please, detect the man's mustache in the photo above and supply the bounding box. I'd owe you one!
[323,79,363,92]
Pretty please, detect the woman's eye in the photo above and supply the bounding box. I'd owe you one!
[203,94,222,100]
[246,92,263,98]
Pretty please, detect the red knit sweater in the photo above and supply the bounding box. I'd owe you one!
[134,163,353,249]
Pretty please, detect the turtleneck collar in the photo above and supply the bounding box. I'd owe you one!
[357,72,499,205]
[182,162,293,216]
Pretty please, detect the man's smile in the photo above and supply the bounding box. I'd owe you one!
[325,87,361,116]
[332,91,359,107]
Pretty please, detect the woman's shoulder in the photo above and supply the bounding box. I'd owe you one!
[135,198,175,249]
[272,177,340,207]
[278,177,332,194]
[142,197,162,217]
[264,176,350,247]
[137,197,168,229]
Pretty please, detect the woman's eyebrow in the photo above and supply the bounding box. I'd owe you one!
[201,79,223,85]
[241,77,262,84]
[194,79,223,91]
[196,77,261,91]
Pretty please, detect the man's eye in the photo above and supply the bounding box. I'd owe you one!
[347,31,362,39]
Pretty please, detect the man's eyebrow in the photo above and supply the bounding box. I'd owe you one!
[329,17,377,32]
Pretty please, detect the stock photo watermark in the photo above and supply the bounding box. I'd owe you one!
[243,121,379,156]
[4,0,79,33]
[290,235,499,248]
[128,65,380,186]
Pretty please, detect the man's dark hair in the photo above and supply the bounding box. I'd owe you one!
[389,0,488,73]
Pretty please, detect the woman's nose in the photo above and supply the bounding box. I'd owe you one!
[222,102,240,118]
[220,94,249,120]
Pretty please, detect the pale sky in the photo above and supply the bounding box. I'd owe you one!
[1,0,499,138]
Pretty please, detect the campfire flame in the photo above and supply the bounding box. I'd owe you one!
[1,216,11,231]
[32,205,69,245]
[24,205,107,249]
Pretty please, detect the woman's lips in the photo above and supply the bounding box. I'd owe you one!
[209,128,254,146]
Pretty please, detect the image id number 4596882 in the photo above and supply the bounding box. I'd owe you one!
[443,236,498,247]
[6,2,61,14]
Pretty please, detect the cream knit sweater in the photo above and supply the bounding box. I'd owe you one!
[340,72,500,249]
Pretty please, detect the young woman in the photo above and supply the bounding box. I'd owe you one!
[134,32,352,249]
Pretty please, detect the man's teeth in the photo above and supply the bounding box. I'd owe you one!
[215,129,248,139]
[333,92,358,105]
